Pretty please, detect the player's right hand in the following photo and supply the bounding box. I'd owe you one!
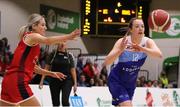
[120,35,128,51]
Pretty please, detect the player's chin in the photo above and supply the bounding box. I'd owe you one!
[138,33,144,36]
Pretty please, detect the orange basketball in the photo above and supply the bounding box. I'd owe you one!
[148,9,171,33]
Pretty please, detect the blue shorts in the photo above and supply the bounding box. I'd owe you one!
[108,81,135,106]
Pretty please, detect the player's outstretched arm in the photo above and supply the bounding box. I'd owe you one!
[132,38,162,58]
[104,36,128,66]
[27,29,80,45]
[34,65,66,80]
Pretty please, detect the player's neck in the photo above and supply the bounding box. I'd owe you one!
[130,35,143,44]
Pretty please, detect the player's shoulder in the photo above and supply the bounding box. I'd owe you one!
[143,36,150,40]
[143,36,154,42]
[24,32,42,42]
[23,32,40,46]
[142,36,155,47]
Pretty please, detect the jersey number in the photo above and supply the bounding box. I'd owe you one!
[132,54,139,62]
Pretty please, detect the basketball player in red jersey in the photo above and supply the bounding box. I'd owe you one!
[0,13,80,106]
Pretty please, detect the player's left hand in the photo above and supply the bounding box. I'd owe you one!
[52,72,67,80]
[69,29,81,40]
[131,43,144,52]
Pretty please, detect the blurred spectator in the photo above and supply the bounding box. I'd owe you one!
[88,78,95,87]
[1,37,13,62]
[152,80,159,88]
[78,73,88,87]
[94,74,100,85]
[159,71,169,88]
[100,66,108,77]
[0,39,5,75]
[136,79,141,87]
[100,74,107,86]
[83,58,95,82]
[97,79,105,86]
[144,80,153,87]
[76,55,84,81]
[93,60,101,76]
[0,38,12,76]
[158,82,163,88]
[139,76,147,87]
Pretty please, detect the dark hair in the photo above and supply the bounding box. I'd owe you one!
[128,17,138,29]
[0,39,4,47]
[2,37,8,47]
[0,39,5,52]
[125,17,142,35]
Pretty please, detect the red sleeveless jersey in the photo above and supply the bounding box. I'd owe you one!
[1,32,40,103]
[6,32,40,81]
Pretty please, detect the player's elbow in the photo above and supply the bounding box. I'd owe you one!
[156,51,163,58]
[158,53,163,58]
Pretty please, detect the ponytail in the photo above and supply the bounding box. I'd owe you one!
[18,25,29,39]
[125,28,131,36]
[18,13,43,39]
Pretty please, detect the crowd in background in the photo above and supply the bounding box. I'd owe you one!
[0,37,13,76]
[0,37,176,88]
[136,72,173,88]
[76,56,108,87]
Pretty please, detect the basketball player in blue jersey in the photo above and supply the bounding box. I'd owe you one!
[103,18,162,107]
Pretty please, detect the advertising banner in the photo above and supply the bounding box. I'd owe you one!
[1,85,179,106]
[40,4,80,34]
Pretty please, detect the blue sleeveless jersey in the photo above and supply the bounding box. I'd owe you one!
[108,36,148,88]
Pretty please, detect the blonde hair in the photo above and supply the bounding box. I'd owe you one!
[18,13,44,39]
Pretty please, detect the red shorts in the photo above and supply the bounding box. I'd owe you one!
[0,72,33,104]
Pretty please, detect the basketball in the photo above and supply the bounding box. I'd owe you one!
[148,9,171,33]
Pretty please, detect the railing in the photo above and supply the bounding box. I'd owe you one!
[138,69,149,81]
[67,48,82,58]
